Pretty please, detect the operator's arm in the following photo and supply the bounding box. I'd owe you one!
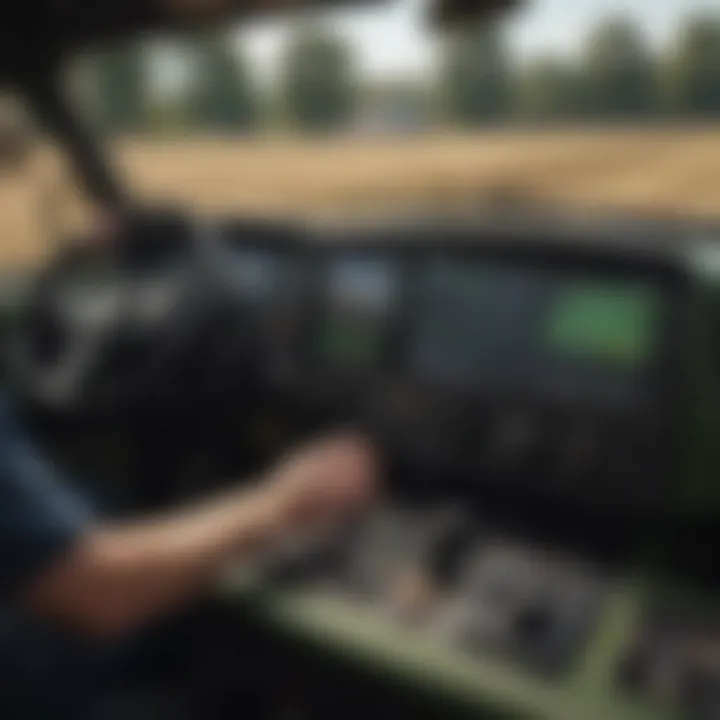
[0,399,377,640]
[22,440,376,640]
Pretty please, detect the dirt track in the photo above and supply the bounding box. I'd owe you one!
[2,128,720,267]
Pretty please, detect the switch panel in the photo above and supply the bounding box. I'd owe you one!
[619,601,720,719]
[439,541,606,675]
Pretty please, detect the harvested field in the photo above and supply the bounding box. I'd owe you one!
[1,128,720,267]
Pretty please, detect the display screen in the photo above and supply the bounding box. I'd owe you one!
[317,256,396,368]
[545,283,659,366]
[224,248,281,302]
[412,259,664,403]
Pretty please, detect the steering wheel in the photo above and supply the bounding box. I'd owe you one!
[5,210,221,413]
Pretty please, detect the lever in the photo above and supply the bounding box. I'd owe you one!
[424,504,476,587]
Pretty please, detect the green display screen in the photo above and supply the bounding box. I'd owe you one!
[545,282,661,366]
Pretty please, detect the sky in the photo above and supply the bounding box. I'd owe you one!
[234,0,720,84]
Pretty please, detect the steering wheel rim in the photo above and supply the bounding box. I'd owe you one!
[5,215,221,414]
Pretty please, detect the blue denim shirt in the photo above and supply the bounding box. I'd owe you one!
[0,395,126,719]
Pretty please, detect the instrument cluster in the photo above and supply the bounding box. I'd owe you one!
[18,217,679,511]
[296,244,674,509]
[199,223,680,510]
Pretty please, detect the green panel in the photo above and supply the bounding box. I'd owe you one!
[219,575,677,720]
[545,282,660,366]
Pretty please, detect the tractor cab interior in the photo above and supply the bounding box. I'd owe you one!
[2,2,720,719]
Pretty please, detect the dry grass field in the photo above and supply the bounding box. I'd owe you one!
[1,127,720,267]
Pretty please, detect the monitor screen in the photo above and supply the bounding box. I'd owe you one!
[544,282,659,366]
[316,256,397,369]
[412,259,664,404]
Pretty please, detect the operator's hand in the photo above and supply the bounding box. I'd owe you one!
[92,206,121,239]
[266,433,381,532]
[20,432,380,639]
[86,205,123,249]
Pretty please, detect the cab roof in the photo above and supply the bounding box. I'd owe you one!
[1,0,521,84]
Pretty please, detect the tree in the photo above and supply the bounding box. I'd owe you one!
[514,56,584,121]
[280,27,356,133]
[188,33,260,133]
[580,17,659,119]
[664,15,720,117]
[437,22,513,127]
[87,45,148,135]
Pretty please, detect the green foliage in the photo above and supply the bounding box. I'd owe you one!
[145,94,195,136]
[358,78,430,129]
[579,17,659,118]
[514,57,584,121]
[664,15,720,117]
[438,23,513,126]
[280,26,356,133]
[88,45,148,135]
[77,12,720,136]
[361,79,428,114]
[188,33,260,133]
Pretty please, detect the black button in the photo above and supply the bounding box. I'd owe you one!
[514,603,555,645]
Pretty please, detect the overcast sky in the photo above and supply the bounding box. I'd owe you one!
[236,0,719,83]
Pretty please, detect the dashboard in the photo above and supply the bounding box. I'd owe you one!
[203,225,706,719]
[13,216,684,513]
[100,219,675,520]
[11,215,702,720]
[312,249,666,393]
[282,237,680,513]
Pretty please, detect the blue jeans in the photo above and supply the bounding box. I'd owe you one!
[0,614,135,719]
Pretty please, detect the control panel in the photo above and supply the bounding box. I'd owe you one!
[15,218,682,514]
[267,502,609,679]
[619,599,720,719]
[13,215,709,720]
[442,540,605,675]
[208,224,699,720]
[295,240,679,511]
[243,499,720,720]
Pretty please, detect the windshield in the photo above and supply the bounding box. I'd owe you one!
[1,0,719,269]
